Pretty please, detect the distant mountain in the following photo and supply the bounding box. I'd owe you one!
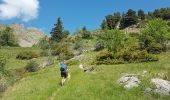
[0,24,45,47]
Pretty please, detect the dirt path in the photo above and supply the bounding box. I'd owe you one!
[49,87,61,100]
[48,73,71,100]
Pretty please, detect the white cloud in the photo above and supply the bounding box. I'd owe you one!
[0,0,39,21]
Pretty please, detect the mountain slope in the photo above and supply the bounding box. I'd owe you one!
[0,24,45,47]
[2,51,170,100]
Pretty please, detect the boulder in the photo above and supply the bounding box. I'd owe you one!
[151,78,170,95]
[117,74,141,89]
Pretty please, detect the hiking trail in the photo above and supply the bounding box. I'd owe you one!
[48,73,71,100]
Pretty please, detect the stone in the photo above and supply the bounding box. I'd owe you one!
[117,74,141,89]
[151,78,170,95]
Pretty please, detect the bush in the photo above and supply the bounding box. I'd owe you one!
[101,30,125,52]
[25,61,39,72]
[147,43,163,54]
[135,50,158,62]
[94,50,158,65]
[52,43,74,60]
[75,27,92,39]
[16,51,39,60]
[124,37,140,51]
[0,27,19,47]
[139,19,170,52]
[38,36,50,50]
[94,50,123,65]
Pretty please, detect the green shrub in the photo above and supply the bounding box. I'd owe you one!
[124,37,140,51]
[101,30,125,52]
[139,19,170,52]
[75,27,92,39]
[16,51,39,60]
[147,43,163,54]
[52,43,74,60]
[0,27,19,47]
[80,27,91,39]
[136,50,158,62]
[38,36,50,50]
[96,50,114,60]
[94,50,158,65]
[25,61,39,72]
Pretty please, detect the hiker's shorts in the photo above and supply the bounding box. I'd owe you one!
[61,71,67,78]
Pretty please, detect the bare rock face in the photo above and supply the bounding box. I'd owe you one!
[10,24,45,47]
[117,74,141,89]
[0,24,45,47]
[151,78,170,95]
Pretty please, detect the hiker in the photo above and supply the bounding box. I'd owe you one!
[59,60,68,86]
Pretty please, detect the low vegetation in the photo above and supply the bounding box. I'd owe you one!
[0,27,18,47]
[25,60,39,72]
[16,51,39,60]
[95,50,158,65]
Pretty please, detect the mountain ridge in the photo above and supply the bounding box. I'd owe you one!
[0,24,45,47]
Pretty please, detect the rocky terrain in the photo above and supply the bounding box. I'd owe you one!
[0,24,45,47]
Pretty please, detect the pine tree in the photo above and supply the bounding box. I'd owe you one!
[120,9,137,28]
[101,20,108,30]
[138,9,145,20]
[50,17,63,42]
[105,15,114,30]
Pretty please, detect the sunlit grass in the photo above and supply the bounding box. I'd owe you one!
[2,47,170,100]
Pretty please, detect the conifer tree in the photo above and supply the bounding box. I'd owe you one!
[138,9,145,20]
[50,17,63,42]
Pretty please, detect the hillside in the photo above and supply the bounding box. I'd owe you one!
[1,49,170,100]
[0,24,45,47]
[1,6,170,100]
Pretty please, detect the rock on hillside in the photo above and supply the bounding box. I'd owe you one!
[151,78,170,95]
[117,74,141,89]
[0,24,45,47]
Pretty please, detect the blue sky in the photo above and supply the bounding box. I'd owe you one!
[0,0,170,34]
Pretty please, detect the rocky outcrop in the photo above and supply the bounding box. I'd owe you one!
[117,74,141,89]
[151,78,170,95]
[117,72,170,96]
[11,24,45,47]
[0,24,45,47]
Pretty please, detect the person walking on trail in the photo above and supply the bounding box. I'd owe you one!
[59,60,68,86]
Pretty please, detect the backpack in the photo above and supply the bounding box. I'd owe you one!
[60,63,66,72]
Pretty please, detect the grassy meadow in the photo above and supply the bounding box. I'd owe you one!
[1,47,170,100]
